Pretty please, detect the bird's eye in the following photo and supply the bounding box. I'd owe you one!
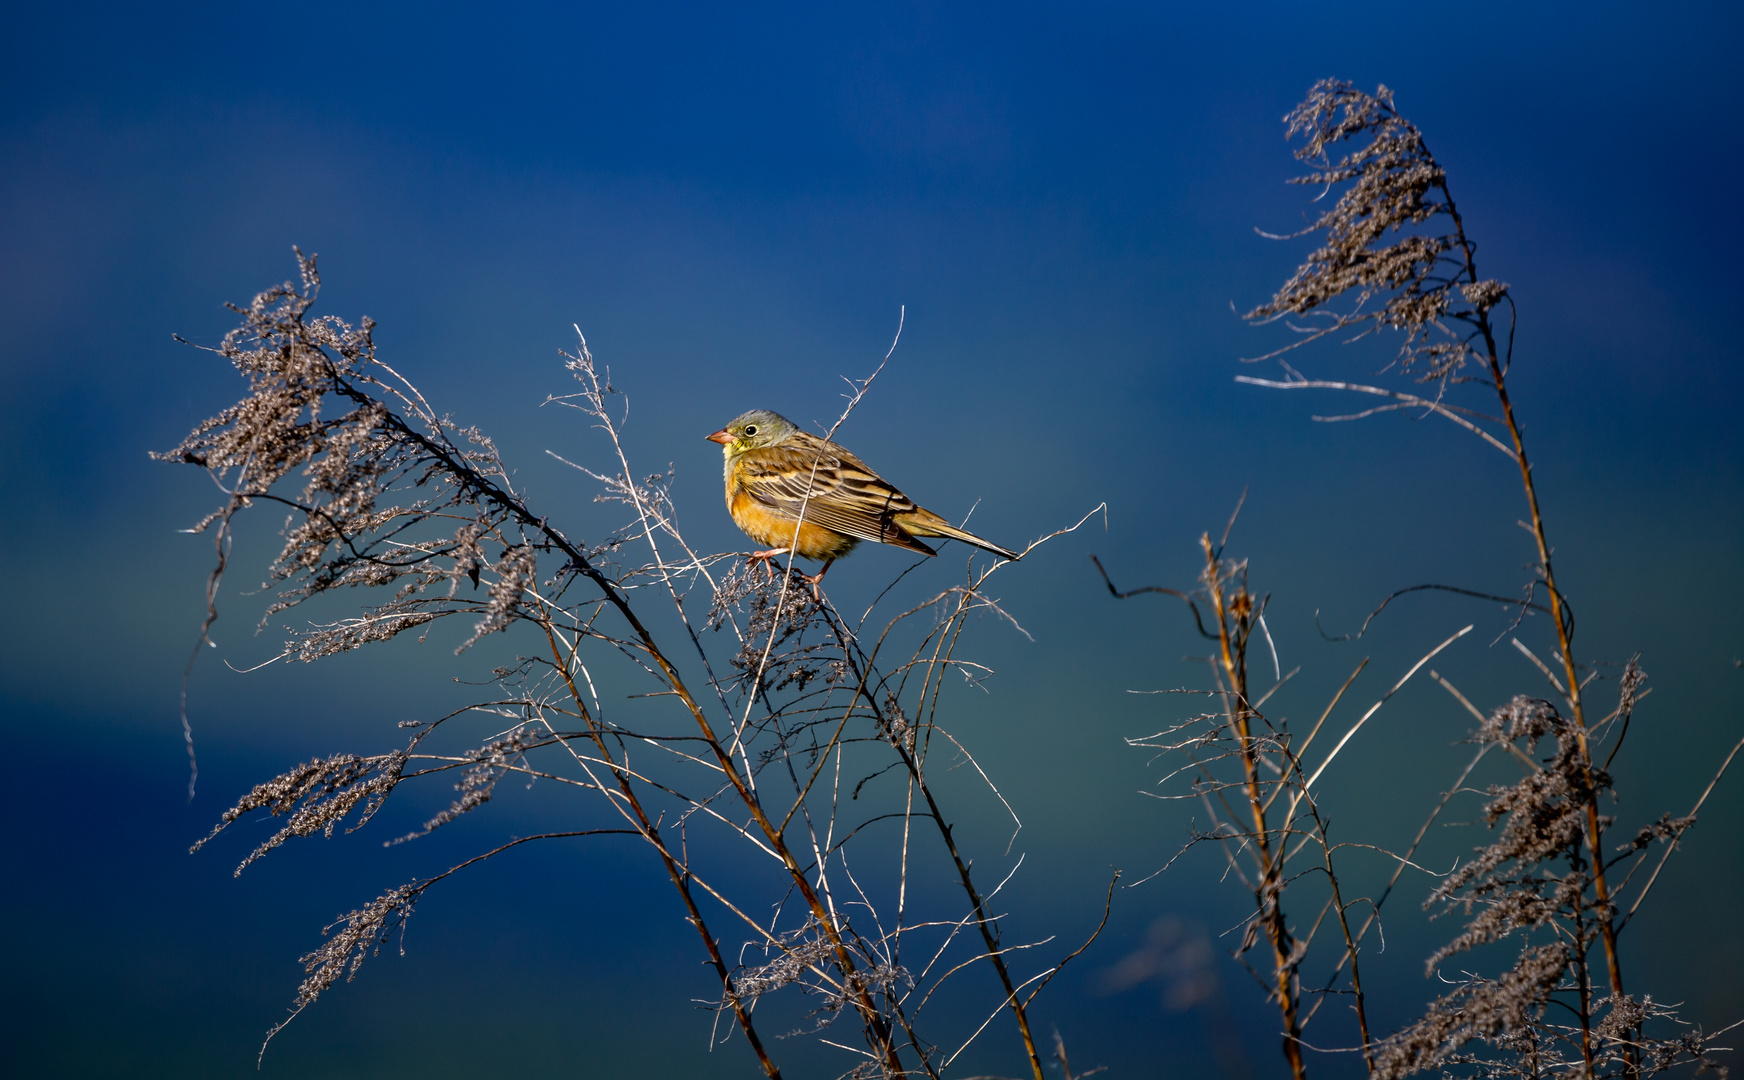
[743,425,758,435]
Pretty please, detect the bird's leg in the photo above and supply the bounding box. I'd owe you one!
[746,548,790,582]
[798,559,835,602]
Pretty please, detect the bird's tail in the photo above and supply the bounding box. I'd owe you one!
[906,515,1020,561]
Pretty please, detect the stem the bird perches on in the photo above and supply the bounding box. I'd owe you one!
[166,253,1103,1078]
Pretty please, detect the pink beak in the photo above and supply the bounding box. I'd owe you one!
[705,429,734,445]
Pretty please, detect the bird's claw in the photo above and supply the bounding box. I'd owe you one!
[796,569,828,603]
[746,549,788,583]
[742,550,829,602]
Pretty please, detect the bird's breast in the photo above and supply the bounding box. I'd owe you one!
[727,488,858,561]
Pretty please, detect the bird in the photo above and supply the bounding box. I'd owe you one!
[706,409,1019,588]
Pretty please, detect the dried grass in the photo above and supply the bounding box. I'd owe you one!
[1095,81,1740,1080]
[165,257,1107,1078]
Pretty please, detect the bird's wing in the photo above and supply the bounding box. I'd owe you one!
[736,435,930,550]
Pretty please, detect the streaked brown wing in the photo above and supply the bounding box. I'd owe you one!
[736,434,928,550]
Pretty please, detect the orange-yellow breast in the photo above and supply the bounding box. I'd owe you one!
[727,480,860,561]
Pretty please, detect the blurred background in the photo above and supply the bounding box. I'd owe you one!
[2,2,1740,1076]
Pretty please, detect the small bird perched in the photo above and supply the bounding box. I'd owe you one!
[706,409,1018,587]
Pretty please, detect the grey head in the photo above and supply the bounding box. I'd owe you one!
[707,409,799,453]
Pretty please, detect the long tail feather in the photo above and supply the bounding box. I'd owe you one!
[911,520,1019,561]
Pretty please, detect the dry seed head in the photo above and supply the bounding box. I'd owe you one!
[1246,80,1512,382]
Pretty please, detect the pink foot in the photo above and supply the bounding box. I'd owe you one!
[746,548,788,582]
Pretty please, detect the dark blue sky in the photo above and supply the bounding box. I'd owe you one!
[3,3,1741,1077]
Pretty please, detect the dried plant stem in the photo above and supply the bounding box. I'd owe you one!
[1202,532,1308,1080]
[363,367,907,1071]
[295,336,892,1069]
[536,620,782,1079]
[1621,731,1744,929]
[1310,814,1372,1070]
[1222,81,1744,1078]
[826,594,1047,1080]
[1450,184,1631,1033]
[170,256,1104,1077]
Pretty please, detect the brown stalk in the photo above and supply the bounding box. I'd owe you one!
[537,619,782,1079]
[351,376,906,1073]
[174,258,1104,1078]
[1438,174,1630,1029]
[824,599,1048,1080]
[243,325,903,1071]
[1202,532,1308,1080]
[1230,81,1714,1074]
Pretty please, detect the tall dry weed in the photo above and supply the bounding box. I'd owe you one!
[1096,81,1741,1079]
[163,255,1108,1078]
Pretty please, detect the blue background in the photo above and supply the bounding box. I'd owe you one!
[3,2,1740,1076]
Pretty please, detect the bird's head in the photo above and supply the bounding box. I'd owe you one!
[706,410,796,455]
